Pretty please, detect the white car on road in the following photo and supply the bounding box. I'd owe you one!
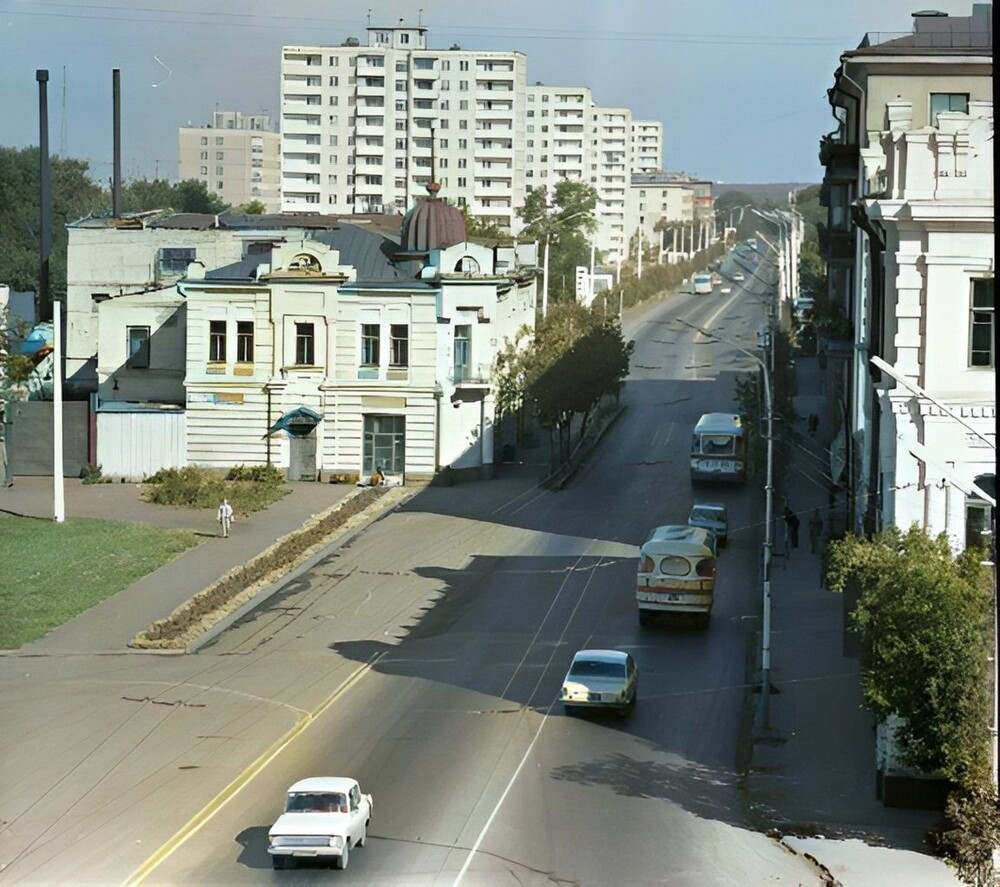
[268,777,373,870]
[561,649,638,716]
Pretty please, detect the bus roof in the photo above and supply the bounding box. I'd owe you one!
[640,524,715,555]
[694,413,743,434]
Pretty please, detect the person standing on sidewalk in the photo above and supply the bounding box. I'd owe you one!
[783,501,800,549]
[808,508,823,554]
[217,498,234,538]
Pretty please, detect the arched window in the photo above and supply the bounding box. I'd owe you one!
[290,253,321,272]
[455,255,480,274]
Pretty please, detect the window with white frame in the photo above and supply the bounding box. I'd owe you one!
[236,321,254,363]
[453,325,471,381]
[295,322,315,365]
[126,326,150,368]
[930,92,969,123]
[970,277,995,367]
[389,324,409,367]
[209,320,226,362]
[361,323,380,366]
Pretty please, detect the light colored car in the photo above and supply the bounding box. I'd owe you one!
[720,286,733,295]
[561,649,638,716]
[268,777,373,870]
[732,272,746,282]
[688,502,729,548]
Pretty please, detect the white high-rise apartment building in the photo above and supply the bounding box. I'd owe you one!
[631,121,663,173]
[178,112,280,211]
[280,27,527,229]
[524,85,633,256]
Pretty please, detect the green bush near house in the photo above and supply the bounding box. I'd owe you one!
[0,514,198,649]
[141,465,287,513]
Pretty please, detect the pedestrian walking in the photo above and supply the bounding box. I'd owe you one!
[217,498,234,538]
[809,508,823,554]
[807,413,819,436]
[783,502,800,549]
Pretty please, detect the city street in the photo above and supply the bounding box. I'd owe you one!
[2,284,822,885]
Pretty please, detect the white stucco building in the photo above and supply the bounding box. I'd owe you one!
[821,2,994,544]
[81,201,536,482]
[865,100,994,547]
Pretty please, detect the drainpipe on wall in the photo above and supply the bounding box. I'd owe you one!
[433,384,443,474]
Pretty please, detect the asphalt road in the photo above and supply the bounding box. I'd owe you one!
[1,281,824,886]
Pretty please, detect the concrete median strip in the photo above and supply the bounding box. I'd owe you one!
[129,485,416,651]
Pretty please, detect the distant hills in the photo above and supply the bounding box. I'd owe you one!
[714,183,818,203]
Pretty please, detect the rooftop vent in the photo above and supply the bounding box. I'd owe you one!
[344,36,360,46]
[912,9,948,16]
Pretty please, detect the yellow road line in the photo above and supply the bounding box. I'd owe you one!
[124,656,379,886]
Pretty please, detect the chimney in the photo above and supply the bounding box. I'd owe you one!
[113,68,122,217]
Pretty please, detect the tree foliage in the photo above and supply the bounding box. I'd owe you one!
[0,146,106,298]
[494,301,631,460]
[517,181,599,303]
[936,778,1000,887]
[824,525,993,785]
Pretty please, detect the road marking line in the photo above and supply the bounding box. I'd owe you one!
[451,711,550,886]
[124,656,380,886]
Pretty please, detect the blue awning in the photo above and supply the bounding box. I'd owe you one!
[266,406,322,438]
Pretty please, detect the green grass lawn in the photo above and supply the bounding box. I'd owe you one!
[0,514,198,650]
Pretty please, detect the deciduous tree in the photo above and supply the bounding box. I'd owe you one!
[824,524,992,785]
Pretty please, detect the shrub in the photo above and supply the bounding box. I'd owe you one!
[141,465,287,513]
[80,463,111,484]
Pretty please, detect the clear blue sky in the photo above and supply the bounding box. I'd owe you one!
[1,0,981,185]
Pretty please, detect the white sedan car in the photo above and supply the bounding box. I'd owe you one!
[561,649,638,716]
[268,777,372,870]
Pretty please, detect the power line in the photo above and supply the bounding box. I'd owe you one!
[9,3,850,47]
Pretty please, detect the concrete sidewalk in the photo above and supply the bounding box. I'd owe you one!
[0,476,361,654]
[744,356,961,886]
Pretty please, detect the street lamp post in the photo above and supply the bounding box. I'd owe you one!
[524,208,592,319]
[680,319,775,722]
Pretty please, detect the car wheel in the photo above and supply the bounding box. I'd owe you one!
[564,704,577,717]
[358,822,367,848]
[335,843,349,870]
[272,856,289,870]
[638,610,652,627]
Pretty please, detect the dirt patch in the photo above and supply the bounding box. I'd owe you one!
[130,486,406,650]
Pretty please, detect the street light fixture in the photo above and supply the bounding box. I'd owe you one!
[678,317,775,723]
[523,208,592,319]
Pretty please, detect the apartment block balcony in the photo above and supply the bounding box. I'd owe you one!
[356,82,387,98]
[475,125,514,137]
[452,362,493,389]
[474,141,514,158]
[818,133,860,168]
[476,108,514,121]
[357,122,385,138]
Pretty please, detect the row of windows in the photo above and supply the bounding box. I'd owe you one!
[126,321,481,379]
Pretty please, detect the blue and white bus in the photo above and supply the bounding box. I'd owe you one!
[692,272,713,294]
[690,413,747,484]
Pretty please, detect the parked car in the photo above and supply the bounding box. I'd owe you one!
[268,777,373,870]
[688,502,729,548]
[732,272,746,282]
[561,649,638,716]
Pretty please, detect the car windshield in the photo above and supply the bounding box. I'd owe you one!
[285,792,346,813]
[569,658,626,679]
[691,508,722,522]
